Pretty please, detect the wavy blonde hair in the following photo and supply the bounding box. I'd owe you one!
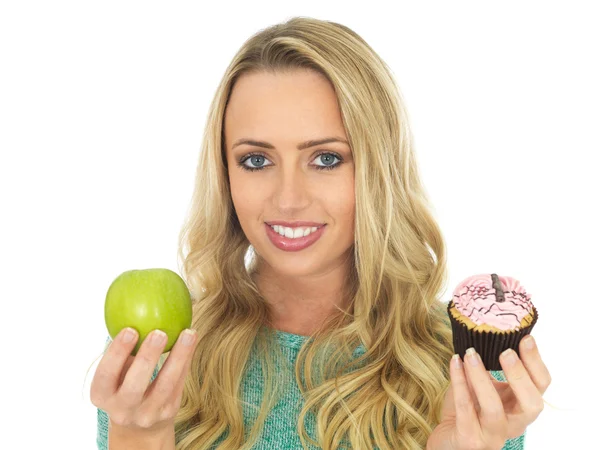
[171,16,454,450]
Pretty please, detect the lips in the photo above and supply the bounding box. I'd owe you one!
[265,223,326,252]
[265,221,326,228]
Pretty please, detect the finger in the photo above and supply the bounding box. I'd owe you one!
[500,347,545,422]
[144,329,198,408]
[518,335,552,395]
[465,369,481,413]
[464,348,507,438]
[118,355,135,386]
[91,328,139,406]
[450,353,482,439]
[167,346,196,411]
[118,329,168,406]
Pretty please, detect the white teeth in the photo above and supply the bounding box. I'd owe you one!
[271,225,319,239]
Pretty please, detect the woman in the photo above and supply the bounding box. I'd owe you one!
[93,16,551,450]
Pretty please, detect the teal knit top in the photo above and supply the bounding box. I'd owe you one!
[96,327,526,449]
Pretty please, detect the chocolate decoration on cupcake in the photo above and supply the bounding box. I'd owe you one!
[491,273,505,302]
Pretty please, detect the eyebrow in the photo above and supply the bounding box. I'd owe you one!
[231,136,349,151]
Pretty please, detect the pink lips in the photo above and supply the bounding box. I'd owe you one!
[265,223,326,252]
[265,220,326,228]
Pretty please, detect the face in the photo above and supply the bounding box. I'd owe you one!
[223,69,355,279]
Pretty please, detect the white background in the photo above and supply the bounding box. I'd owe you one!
[1,1,596,448]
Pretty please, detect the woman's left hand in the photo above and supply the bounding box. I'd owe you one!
[427,335,552,450]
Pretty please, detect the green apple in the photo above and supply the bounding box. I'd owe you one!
[105,268,192,356]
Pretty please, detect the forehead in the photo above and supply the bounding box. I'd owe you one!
[224,70,346,145]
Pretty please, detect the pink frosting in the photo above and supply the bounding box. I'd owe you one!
[452,274,534,331]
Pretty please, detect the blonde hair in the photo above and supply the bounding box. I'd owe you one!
[172,16,454,449]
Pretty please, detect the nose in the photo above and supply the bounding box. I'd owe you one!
[272,164,311,211]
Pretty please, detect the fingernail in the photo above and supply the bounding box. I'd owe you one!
[466,347,480,366]
[122,327,137,344]
[181,329,197,346]
[501,348,517,366]
[151,330,167,347]
[452,354,463,369]
[522,335,535,350]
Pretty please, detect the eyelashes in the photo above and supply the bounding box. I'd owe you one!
[236,151,343,172]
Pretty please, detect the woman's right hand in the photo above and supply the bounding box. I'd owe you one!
[91,326,198,438]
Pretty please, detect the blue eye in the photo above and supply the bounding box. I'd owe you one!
[237,152,342,172]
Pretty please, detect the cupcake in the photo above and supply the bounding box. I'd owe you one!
[447,273,538,371]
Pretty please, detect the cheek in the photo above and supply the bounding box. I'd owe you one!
[339,176,355,215]
[229,176,249,218]
[229,177,266,233]
[229,172,248,205]
[328,179,355,234]
[231,188,255,220]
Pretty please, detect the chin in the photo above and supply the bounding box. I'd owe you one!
[258,252,326,276]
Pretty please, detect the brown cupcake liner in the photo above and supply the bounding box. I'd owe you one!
[447,301,539,371]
